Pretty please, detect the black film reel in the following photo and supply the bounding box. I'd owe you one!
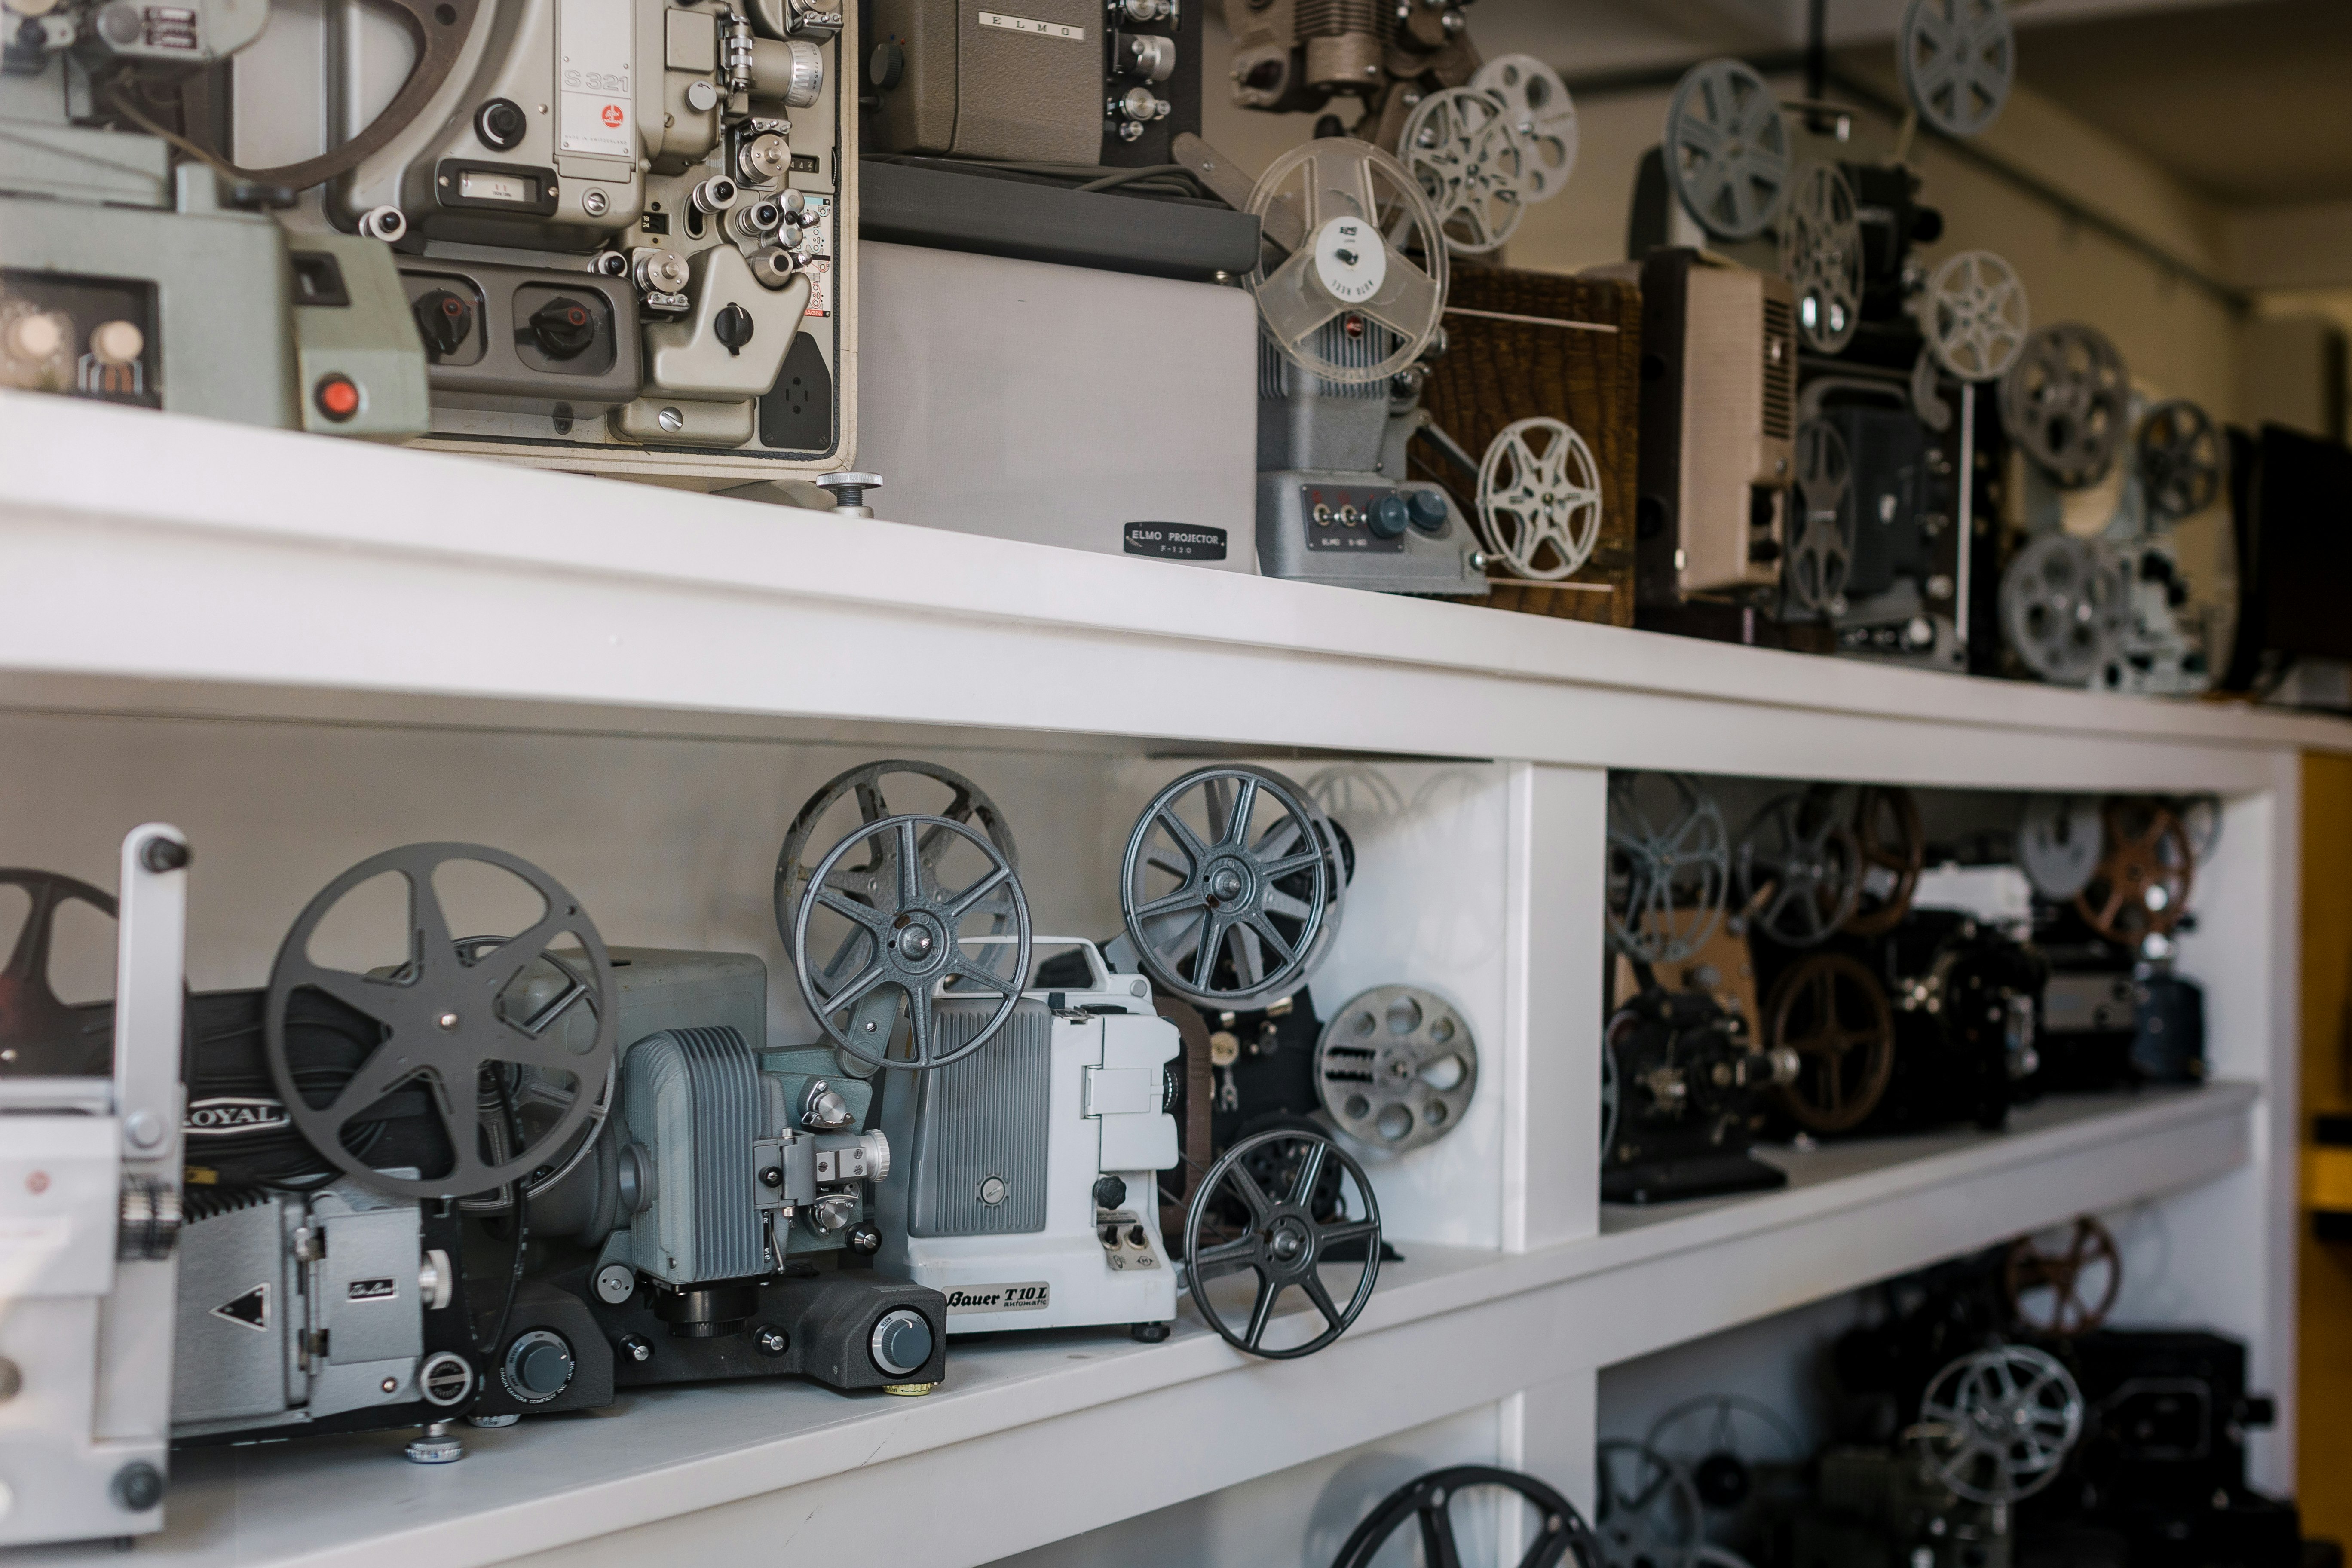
[0,868,117,1078]
[1184,1125,1380,1359]
[1330,1465,1597,1568]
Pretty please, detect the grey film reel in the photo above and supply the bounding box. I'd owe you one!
[1476,416,1605,580]
[1607,772,1731,964]
[1645,1395,1804,1515]
[1399,86,1531,255]
[1470,54,1578,202]
[1595,1440,1705,1568]
[1915,1345,2085,1504]
[2001,323,2131,489]
[1314,985,1477,1154]
[1247,137,1448,385]
[1899,0,2015,139]
[1921,250,2029,383]
[1785,419,1852,618]
[1736,790,1865,949]
[2000,533,2132,686]
[1779,163,1861,355]
[2018,794,2105,900]
[2137,398,2223,522]
[1664,58,1790,242]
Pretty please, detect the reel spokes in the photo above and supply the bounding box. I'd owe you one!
[1184,1126,1380,1359]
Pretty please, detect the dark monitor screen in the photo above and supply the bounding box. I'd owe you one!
[2248,423,2352,662]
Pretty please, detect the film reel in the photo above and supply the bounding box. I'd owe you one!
[1476,417,1605,581]
[1785,420,1852,619]
[1663,58,1791,242]
[1400,87,1532,255]
[2075,798,2193,946]
[1247,138,1448,386]
[2001,323,2131,489]
[775,759,1021,936]
[1899,0,2015,139]
[1766,951,1895,1133]
[1252,767,1353,983]
[1920,250,2029,383]
[1331,1466,1596,1568]
[2000,533,2131,687]
[2018,794,2104,900]
[1779,164,1861,355]
[1121,767,1333,1009]
[263,844,618,1202]
[222,0,484,191]
[1915,1345,2085,1504]
[1844,786,1925,937]
[1600,1028,1621,1163]
[1184,1126,1380,1359]
[1736,790,1865,949]
[0,867,116,1078]
[2172,792,2223,862]
[2136,398,2223,522]
[790,814,1033,1070]
[1314,985,1476,1154]
[1645,1395,1804,1514]
[1470,55,1580,202]
[1595,1440,1704,1568]
[2003,1216,2123,1337]
[1607,773,1731,965]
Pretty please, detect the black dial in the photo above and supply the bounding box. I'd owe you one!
[526,297,598,361]
[411,288,474,360]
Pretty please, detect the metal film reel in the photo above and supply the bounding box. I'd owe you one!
[264,843,619,1201]
[1476,416,1605,581]
[1916,1345,2086,1504]
[2136,398,2223,522]
[2076,797,2194,946]
[1844,786,1925,937]
[2001,323,2131,488]
[1400,87,1532,255]
[1253,766,1354,983]
[1664,58,1790,242]
[1921,250,2029,383]
[1779,164,1861,355]
[1330,1466,1596,1568]
[2003,1215,2123,1337]
[1470,54,1580,202]
[1607,772,1731,964]
[1899,0,2015,139]
[2018,794,2105,900]
[2000,533,2131,687]
[1785,420,1852,619]
[791,814,1032,1070]
[1766,951,1895,1133]
[1247,138,1448,386]
[1736,790,1864,949]
[1184,1126,1380,1359]
[1314,985,1477,1154]
[1121,766,1333,1009]
[1595,1440,1704,1568]
[1645,1395,1803,1514]
[0,867,116,1078]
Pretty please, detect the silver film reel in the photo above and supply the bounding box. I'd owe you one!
[1476,416,1605,581]
[1607,772,1730,964]
[1785,419,1852,618]
[2018,794,2105,900]
[1665,58,1790,242]
[1916,1345,2085,1504]
[1247,138,1448,386]
[1314,985,1477,1154]
[1900,0,2015,139]
[2000,533,2132,686]
[1921,250,2029,382]
[1779,164,1861,355]
[1399,87,1531,255]
[2001,323,2131,488]
[1470,54,1578,202]
[1595,1440,1704,1568]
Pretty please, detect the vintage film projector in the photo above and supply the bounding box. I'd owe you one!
[0,828,188,1550]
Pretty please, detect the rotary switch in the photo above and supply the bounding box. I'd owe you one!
[411,289,473,360]
[526,297,597,361]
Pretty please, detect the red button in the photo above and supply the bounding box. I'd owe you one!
[314,374,361,422]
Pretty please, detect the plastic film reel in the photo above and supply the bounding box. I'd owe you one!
[0,867,116,1078]
[1844,786,1925,937]
[2018,794,2104,900]
[2076,797,2194,946]
[1607,772,1731,965]
[1331,1466,1597,1568]
[1916,1345,2085,1504]
[2000,533,2132,687]
[1785,420,1852,619]
[1595,1440,1704,1568]
[2003,1215,2123,1337]
[1765,951,1894,1133]
[1645,1395,1803,1515]
[1471,55,1579,202]
[1314,985,1476,1154]
[1184,1126,1379,1359]
[1248,138,1448,386]
[1779,164,1861,355]
[263,844,618,1202]
[2001,323,2131,489]
[1899,0,2015,139]
[1921,250,2029,383]
[1664,58,1790,242]
[1736,790,1864,949]
[1121,767,1332,1009]
[1476,417,1605,581]
[1400,87,1531,255]
[2137,398,2223,522]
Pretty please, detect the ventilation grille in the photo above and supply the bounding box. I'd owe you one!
[1295,0,1387,39]
[1761,296,1796,441]
[628,1025,764,1284]
[912,1001,1050,1237]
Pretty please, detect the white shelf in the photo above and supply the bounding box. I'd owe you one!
[7,1084,2254,1568]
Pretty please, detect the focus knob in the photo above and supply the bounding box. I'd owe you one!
[526,297,597,361]
[412,289,473,359]
[869,1308,934,1378]
[1407,487,1451,533]
[1090,1175,1128,1210]
[500,1329,576,1404]
[1369,493,1411,539]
